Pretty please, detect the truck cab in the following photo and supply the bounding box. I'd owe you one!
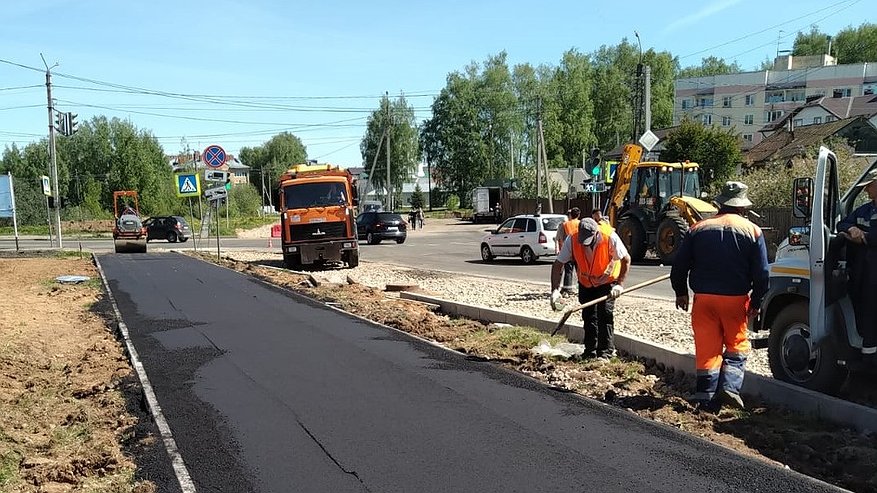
[277,163,359,269]
[755,147,877,394]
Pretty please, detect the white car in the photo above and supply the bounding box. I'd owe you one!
[480,213,567,264]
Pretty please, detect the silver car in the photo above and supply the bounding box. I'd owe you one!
[479,214,567,264]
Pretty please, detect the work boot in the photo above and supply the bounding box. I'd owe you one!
[692,399,721,415]
[717,389,745,410]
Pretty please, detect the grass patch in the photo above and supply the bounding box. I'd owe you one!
[0,451,22,487]
[458,326,566,360]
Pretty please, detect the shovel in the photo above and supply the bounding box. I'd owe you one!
[550,273,671,336]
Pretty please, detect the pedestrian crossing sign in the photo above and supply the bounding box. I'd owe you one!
[175,173,201,197]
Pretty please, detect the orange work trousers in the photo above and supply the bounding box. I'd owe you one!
[691,293,751,401]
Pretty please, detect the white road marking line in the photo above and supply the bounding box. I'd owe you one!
[93,254,197,493]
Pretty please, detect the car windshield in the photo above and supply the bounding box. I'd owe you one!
[541,217,564,231]
[173,217,189,227]
[284,182,347,209]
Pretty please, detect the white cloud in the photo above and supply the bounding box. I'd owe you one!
[663,0,743,33]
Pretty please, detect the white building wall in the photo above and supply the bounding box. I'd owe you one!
[674,62,875,146]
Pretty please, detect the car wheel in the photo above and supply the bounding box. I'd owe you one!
[396,237,406,244]
[481,244,494,262]
[767,301,847,394]
[520,246,536,264]
[166,231,178,243]
[367,232,381,245]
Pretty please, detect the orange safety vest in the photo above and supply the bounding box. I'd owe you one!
[571,230,621,288]
[597,220,613,237]
[562,218,580,238]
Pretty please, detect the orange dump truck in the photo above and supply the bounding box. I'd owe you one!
[276,163,359,269]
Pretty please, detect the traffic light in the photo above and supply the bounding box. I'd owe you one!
[66,113,78,135]
[588,148,601,180]
[54,111,67,136]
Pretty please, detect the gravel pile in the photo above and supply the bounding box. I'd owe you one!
[224,250,771,376]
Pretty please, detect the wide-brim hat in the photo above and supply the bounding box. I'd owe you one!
[855,169,877,187]
[715,181,753,208]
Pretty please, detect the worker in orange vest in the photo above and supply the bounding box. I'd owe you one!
[551,218,631,360]
[555,208,581,294]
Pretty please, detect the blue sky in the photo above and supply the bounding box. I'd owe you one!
[1,0,871,168]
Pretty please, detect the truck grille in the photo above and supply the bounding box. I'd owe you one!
[289,221,347,242]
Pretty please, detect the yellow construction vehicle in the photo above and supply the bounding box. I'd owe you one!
[606,143,717,264]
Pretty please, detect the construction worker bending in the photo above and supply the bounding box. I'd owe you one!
[555,208,581,294]
[671,182,769,412]
[551,218,631,360]
[836,169,877,358]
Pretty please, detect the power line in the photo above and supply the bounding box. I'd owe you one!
[679,0,861,61]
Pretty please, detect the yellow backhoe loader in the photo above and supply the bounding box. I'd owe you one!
[606,143,717,264]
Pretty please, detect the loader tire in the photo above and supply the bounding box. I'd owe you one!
[617,217,646,262]
[656,216,688,265]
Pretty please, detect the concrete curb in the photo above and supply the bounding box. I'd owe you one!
[400,291,877,435]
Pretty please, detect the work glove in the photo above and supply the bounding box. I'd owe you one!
[550,289,562,311]
[609,284,624,299]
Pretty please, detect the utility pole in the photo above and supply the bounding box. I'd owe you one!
[385,92,392,211]
[538,120,553,213]
[536,98,542,200]
[42,55,62,249]
[644,65,652,134]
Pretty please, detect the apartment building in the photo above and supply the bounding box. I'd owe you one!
[674,55,877,147]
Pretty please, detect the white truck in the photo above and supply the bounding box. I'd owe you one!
[752,147,877,394]
[470,186,502,223]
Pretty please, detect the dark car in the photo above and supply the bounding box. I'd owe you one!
[144,216,191,243]
[356,212,407,245]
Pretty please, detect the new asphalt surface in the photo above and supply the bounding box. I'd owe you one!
[98,252,839,493]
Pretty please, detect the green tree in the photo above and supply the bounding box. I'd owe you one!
[361,94,419,207]
[421,72,486,203]
[58,116,172,217]
[792,23,877,63]
[409,183,424,210]
[0,143,48,226]
[834,23,877,64]
[677,56,742,78]
[660,118,742,189]
[792,26,831,57]
[543,49,595,168]
[239,132,307,207]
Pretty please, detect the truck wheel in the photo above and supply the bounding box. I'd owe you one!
[617,217,646,262]
[768,302,847,395]
[284,253,302,271]
[656,217,688,265]
[346,249,359,268]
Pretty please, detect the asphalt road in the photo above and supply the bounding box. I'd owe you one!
[97,253,835,493]
[3,219,674,299]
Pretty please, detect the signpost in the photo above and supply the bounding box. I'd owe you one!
[40,175,53,246]
[175,173,201,198]
[203,145,227,169]
[205,169,230,183]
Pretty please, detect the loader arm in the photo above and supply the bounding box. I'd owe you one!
[607,143,643,225]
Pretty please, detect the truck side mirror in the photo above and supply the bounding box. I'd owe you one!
[792,177,813,219]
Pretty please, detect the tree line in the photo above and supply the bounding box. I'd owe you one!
[2,25,874,225]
